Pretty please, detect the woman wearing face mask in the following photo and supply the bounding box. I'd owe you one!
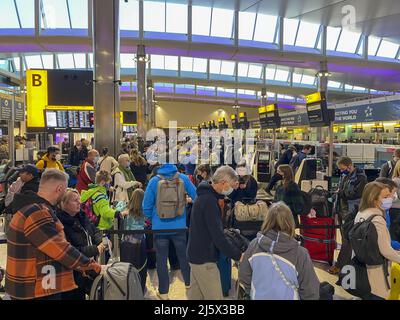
[80,171,129,231]
[36,146,65,172]
[111,154,142,204]
[353,182,400,299]
[58,189,104,300]
[375,178,400,250]
[194,164,212,186]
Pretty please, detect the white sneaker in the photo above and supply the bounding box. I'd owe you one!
[157,293,169,300]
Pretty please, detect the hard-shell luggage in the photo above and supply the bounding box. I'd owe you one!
[300,216,336,265]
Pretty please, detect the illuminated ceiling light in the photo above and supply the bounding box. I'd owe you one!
[315,70,332,78]
[134,55,150,63]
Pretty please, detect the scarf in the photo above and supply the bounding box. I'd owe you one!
[118,164,136,198]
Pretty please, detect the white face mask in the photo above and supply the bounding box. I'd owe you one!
[55,154,61,161]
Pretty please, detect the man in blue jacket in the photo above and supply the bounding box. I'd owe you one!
[143,162,197,300]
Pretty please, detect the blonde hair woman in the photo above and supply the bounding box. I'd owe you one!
[353,182,400,300]
[238,202,320,300]
[57,188,104,300]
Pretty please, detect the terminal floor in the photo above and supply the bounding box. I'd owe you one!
[0,236,355,300]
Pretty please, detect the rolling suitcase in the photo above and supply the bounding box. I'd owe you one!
[300,215,336,265]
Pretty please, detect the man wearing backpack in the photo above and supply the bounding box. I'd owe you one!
[289,145,312,174]
[143,161,197,300]
[329,156,367,275]
[380,149,400,178]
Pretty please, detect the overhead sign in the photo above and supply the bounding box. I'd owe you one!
[0,93,12,120]
[334,100,400,123]
[280,113,309,127]
[15,96,25,121]
[26,69,93,130]
[306,91,330,127]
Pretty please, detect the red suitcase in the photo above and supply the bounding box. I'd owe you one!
[300,216,336,265]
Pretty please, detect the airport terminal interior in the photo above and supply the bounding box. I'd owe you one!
[1,0,400,301]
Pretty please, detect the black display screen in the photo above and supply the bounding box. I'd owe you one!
[306,92,330,127]
[45,110,94,132]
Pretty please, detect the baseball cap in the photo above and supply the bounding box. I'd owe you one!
[17,164,40,178]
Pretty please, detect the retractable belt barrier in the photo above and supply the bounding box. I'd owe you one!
[104,228,188,235]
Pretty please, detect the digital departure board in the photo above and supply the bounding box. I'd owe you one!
[306,92,330,127]
[45,110,94,132]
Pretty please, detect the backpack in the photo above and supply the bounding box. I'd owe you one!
[82,196,99,227]
[342,205,359,242]
[349,214,385,266]
[89,262,144,300]
[338,257,371,299]
[234,201,269,222]
[308,186,330,217]
[155,173,186,219]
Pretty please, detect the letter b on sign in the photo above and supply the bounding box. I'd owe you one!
[32,74,42,87]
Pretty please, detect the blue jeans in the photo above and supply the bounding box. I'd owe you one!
[217,253,231,295]
[154,233,191,294]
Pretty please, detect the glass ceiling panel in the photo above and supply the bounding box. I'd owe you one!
[248,64,262,78]
[220,61,235,75]
[121,54,136,68]
[284,18,299,45]
[292,73,302,83]
[164,56,178,70]
[209,60,220,74]
[25,55,43,69]
[377,40,399,58]
[327,26,341,51]
[274,68,289,81]
[120,0,139,31]
[16,0,35,28]
[41,54,54,69]
[368,36,381,56]
[68,0,88,29]
[192,58,207,73]
[150,54,164,69]
[328,80,342,88]
[166,2,187,34]
[296,21,320,48]
[42,0,70,29]
[144,1,165,32]
[0,0,20,28]
[238,63,249,77]
[89,53,93,68]
[352,86,366,91]
[239,12,256,40]
[265,67,276,80]
[254,14,277,43]
[181,57,193,72]
[301,75,315,85]
[211,8,234,38]
[13,58,21,71]
[192,6,211,36]
[74,53,86,68]
[58,53,75,68]
[336,29,361,53]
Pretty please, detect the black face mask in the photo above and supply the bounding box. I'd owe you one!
[196,175,204,182]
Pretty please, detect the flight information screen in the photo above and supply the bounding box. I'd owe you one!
[45,110,94,132]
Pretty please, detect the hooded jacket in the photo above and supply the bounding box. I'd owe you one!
[6,191,100,300]
[36,154,64,172]
[80,184,118,230]
[238,230,320,300]
[76,159,96,193]
[187,182,242,264]
[143,163,196,231]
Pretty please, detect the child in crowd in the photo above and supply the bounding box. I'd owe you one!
[120,188,148,293]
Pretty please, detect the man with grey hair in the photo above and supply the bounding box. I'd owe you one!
[6,169,103,300]
[187,165,243,300]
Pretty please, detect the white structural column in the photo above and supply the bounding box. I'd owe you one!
[92,0,121,156]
